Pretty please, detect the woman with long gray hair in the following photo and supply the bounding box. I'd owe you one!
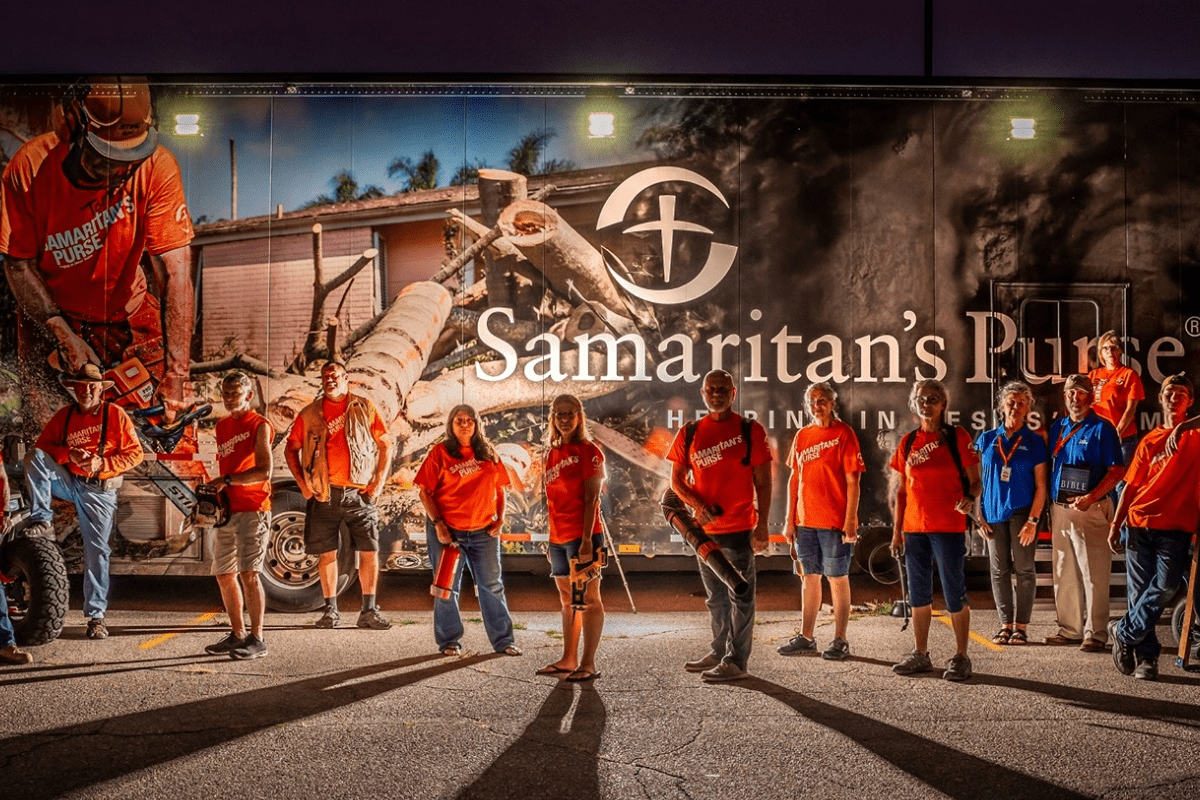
[974,381,1049,645]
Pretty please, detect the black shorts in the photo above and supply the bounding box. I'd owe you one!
[304,486,379,554]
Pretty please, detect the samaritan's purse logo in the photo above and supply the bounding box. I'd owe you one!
[597,167,738,305]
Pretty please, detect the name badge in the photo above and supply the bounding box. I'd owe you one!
[1000,466,1012,482]
[1058,465,1091,497]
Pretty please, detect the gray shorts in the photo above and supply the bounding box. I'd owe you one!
[304,487,379,554]
[212,511,271,575]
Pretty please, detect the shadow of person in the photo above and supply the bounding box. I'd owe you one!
[457,681,606,800]
[738,676,1089,800]
[1,652,491,800]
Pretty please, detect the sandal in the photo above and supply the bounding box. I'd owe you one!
[1009,629,1028,645]
[566,668,600,682]
[501,644,523,656]
[992,628,1012,645]
[441,644,462,657]
[535,663,573,676]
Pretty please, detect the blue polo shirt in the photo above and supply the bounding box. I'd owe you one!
[975,425,1049,524]
[1047,411,1124,502]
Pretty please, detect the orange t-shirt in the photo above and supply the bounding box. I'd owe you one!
[304,396,387,488]
[0,133,193,323]
[414,442,511,531]
[544,441,606,544]
[1089,365,1144,439]
[1123,426,1200,532]
[35,402,144,480]
[889,426,980,534]
[217,410,273,513]
[666,413,772,535]
[787,420,865,529]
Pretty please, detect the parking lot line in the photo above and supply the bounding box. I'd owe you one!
[932,611,1004,652]
[139,611,220,650]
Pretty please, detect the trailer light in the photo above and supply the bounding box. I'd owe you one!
[588,112,615,138]
[174,114,201,135]
[1010,118,1036,139]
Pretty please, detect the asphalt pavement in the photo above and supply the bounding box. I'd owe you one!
[2,572,1198,800]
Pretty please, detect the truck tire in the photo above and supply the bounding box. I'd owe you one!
[260,487,359,613]
[0,535,69,646]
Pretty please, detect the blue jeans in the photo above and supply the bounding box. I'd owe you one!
[26,447,118,619]
[904,532,968,613]
[426,523,515,652]
[698,529,756,670]
[0,580,16,647]
[1115,527,1192,661]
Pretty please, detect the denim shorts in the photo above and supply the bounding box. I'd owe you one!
[903,532,968,612]
[794,526,853,577]
[547,534,604,577]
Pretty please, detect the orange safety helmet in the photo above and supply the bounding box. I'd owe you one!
[55,76,159,163]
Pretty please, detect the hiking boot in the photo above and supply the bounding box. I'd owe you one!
[943,653,973,682]
[204,632,245,655]
[1133,658,1159,681]
[24,520,54,538]
[822,637,851,661]
[701,661,749,682]
[356,607,392,630]
[1108,621,1135,676]
[777,633,818,656]
[315,607,340,629]
[684,654,721,672]
[86,617,108,640]
[0,644,33,665]
[892,649,932,675]
[230,634,268,660]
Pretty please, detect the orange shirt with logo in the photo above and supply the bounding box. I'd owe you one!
[217,410,273,513]
[787,420,865,530]
[35,402,144,480]
[666,413,772,535]
[1089,364,1144,439]
[889,426,980,533]
[0,133,194,324]
[414,442,511,531]
[284,396,387,489]
[1123,426,1200,532]
[544,441,606,544]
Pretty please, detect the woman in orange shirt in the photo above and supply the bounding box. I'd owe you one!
[415,405,521,657]
[536,394,607,682]
[1089,330,1144,464]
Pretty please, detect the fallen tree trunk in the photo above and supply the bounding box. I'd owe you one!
[266,281,452,433]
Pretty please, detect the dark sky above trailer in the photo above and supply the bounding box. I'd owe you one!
[3,0,1200,79]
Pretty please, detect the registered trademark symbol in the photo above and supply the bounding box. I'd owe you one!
[1186,317,1200,337]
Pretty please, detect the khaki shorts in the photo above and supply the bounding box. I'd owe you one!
[212,511,271,575]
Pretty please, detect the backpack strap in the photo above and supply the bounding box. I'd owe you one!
[685,417,754,467]
[740,418,753,466]
[683,420,698,463]
[940,423,971,499]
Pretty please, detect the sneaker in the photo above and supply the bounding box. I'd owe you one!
[822,637,851,661]
[230,634,268,660]
[892,649,932,675]
[777,633,818,656]
[684,654,721,673]
[204,632,245,655]
[315,607,340,629]
[356,607,392,630]
[1108,621,1135,676]
[943,653,973,682]
[1133,658,1159,681]
[0,644,33,665]
[701,661,749,682]
[86,617,108,640]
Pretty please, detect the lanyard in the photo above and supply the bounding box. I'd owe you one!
[1053,418,1086,457]
[994,429,1023,466]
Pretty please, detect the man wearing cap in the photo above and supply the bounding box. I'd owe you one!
[0,76,194,426]
[23,364,144,639]
[1045,374,1125,652]
[1107,374,1200,681]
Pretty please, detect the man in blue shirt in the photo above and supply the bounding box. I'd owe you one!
[1045,374,1126,652]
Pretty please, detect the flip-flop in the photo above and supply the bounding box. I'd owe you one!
[566,668,600,682]
[441,644,462,657]
[535,664,573,676]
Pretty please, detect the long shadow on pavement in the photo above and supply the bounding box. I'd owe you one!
[0,654,226,687]
[740,676,1089,800]
[457,680,606,800]
[1,652,490,799]
[970,673,1200,728]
